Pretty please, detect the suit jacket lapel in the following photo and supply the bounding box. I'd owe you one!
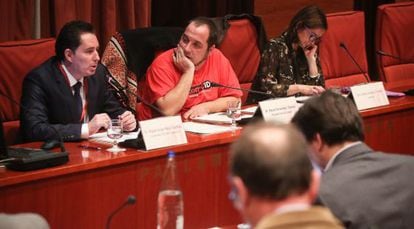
[53,60,81,122]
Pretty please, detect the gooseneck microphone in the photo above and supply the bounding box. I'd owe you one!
[207,81,275,98]
[339,42,370,80]
[107,77,165,116]
[376,50,402,60]
[103,64,162,149]
[106,195,136,229]
[103,64,165,117]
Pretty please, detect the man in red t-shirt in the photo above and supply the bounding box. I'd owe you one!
[138,17,242,120]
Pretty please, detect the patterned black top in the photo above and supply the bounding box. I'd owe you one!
[247,32,325,103]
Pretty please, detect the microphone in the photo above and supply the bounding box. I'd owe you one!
[339,42,370,81]
[106,195,136,229]
[102,63,165,116]
[207,81,275,98]
[107,77,165,117]
[376,50,414,95]
[376,50,402,60]
[102,64,162,149]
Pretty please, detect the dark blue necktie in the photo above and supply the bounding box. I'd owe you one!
[73,81,83,120]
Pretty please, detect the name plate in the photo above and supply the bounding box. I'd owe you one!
[258,96,298,123]
[139,116,187,150]
[351,82,389,110]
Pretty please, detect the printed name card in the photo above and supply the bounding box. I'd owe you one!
[139,116,187,150]
[258,96,298,123]
[350,82,389,110]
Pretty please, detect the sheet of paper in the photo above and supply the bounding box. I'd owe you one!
[295,96,312,103]
[89,130,139,144]
[183,121,239,134]
[191,112,253,125]
[241,106,258,114]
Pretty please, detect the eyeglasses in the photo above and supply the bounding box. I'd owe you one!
[305,27,322,44]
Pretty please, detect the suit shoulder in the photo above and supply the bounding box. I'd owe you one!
[25,57,58,81]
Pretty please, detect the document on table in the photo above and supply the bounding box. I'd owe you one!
[191,112,254,125]
[183,121,239,134]
[295,96,312,103]
[89,130,140,144]
[242,106,258,114]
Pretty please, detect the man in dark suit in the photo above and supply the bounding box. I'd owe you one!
[229,122,343,228]
[20,20,136,142]
[292,90,414,228]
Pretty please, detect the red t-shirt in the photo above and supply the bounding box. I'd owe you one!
[138,48,242,120]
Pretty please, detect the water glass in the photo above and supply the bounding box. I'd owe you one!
[227,100,241,129]
[106,118,126,153]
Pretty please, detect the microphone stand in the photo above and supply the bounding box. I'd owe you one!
[339,42,370,81]
[209,81,275,98]
[106,195,136,229]
[376,50,402,60]
[102,62,166,117]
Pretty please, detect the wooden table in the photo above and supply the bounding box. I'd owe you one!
[0,131,243,229]
[1,95,413,228]
[362,95,414,155]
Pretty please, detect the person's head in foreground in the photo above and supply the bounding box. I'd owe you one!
[229,122,343,228]
[291,90,364,169]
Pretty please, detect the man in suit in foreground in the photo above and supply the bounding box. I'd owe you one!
[20,20,136,142]
[228,122,343,228]
[292,90,414,228]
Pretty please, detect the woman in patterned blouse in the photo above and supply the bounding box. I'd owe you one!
[248,5,327,103]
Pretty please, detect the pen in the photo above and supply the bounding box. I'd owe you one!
[79,145,102,150]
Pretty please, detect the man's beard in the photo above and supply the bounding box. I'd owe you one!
[193,50,210,67]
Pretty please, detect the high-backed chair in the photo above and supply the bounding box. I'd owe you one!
[215,14,267,105]
[102,14,266,115]
[0,38,55,145]
[319,11,370,88]
[376,2,414,87]
[101,27,183,114]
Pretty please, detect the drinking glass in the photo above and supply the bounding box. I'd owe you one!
[106,118,126,153]
[227,100,241,129]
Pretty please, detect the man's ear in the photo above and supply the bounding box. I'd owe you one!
[311,133,323,153]
[64,48,74,63]
[232,176,249,210]
[208,44,216,52]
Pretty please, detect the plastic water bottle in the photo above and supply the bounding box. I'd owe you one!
[157,151,184,229]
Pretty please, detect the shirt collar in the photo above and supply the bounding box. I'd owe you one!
[324,141,362,172]
[274,203,310,215]
[61,63,84,87]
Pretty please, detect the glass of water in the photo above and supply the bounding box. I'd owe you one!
[106,118,126,153]
[227,100,241,129]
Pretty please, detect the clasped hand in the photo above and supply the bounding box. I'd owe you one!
[88,111,136,135]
